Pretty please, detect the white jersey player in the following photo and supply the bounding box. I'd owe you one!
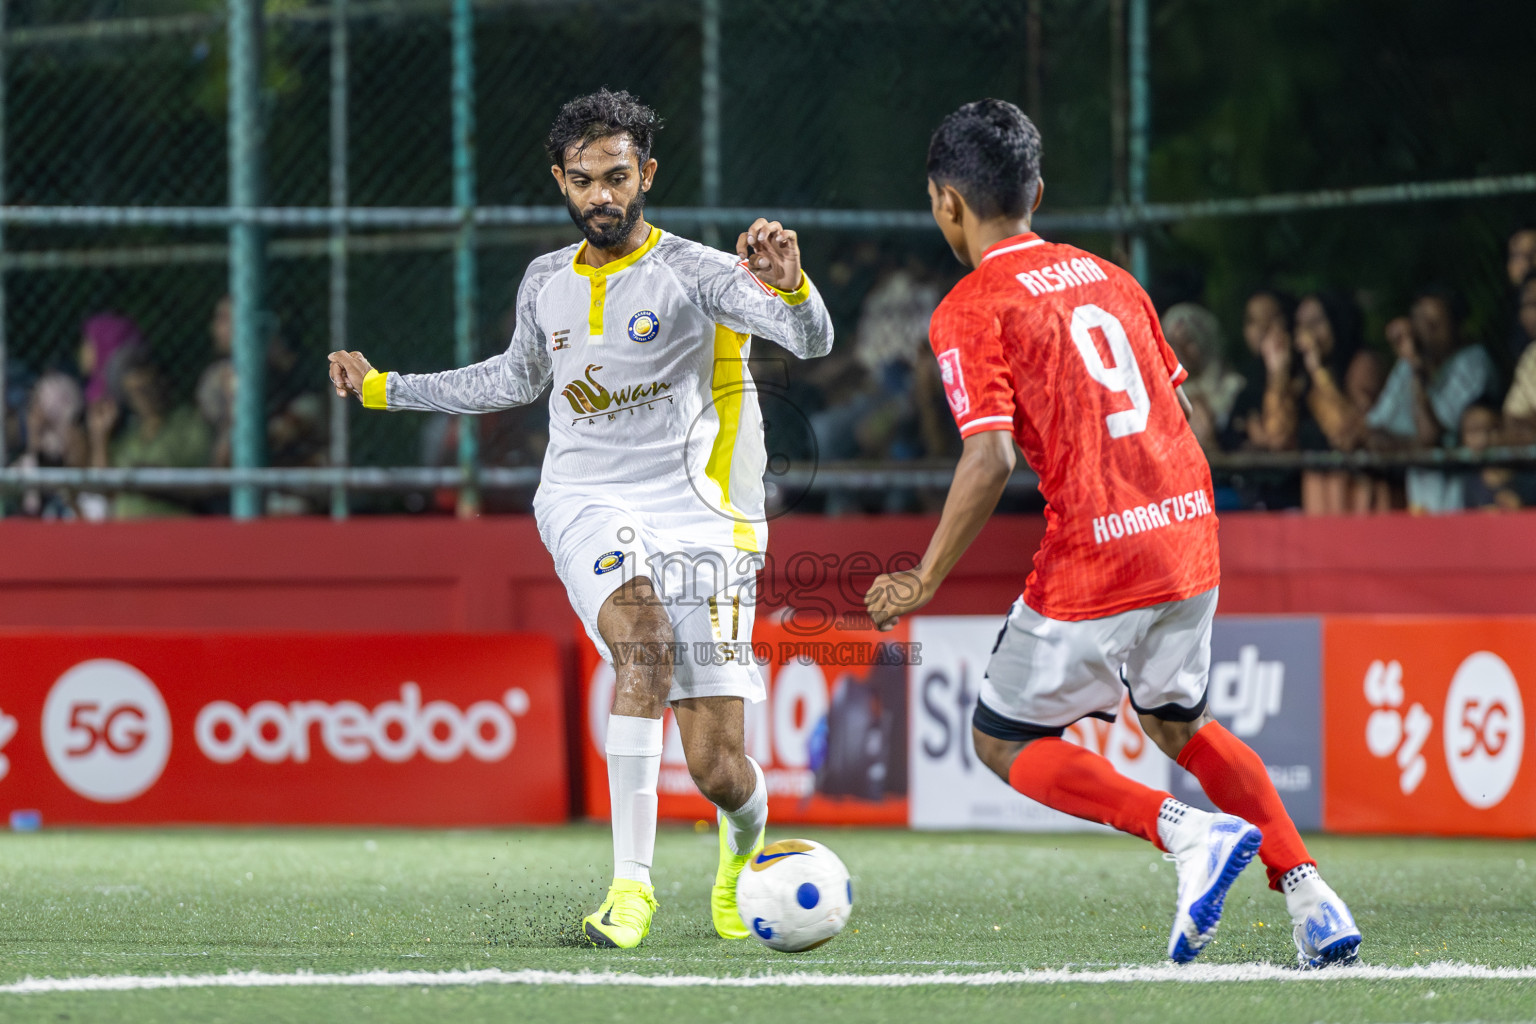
[328,89,832,949]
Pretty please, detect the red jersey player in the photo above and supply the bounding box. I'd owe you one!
[864,99,1361,968]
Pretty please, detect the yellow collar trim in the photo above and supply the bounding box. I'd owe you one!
[572,225,662,278]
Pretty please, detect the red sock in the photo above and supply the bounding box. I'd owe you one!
[1009,737,1172,849]
[1176,721,1313,890]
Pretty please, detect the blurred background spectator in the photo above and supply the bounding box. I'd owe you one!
[1504,271,1536,445]
[1457,402,1534,511]
[1162,302,1242,455]
[12,371,86,518]
[88,361,210,519]
[1290,292,1385,513]
[1507,227,1536,366]
[1366,287,1497,513]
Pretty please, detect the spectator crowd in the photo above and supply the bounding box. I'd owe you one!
[6,296,328,519]
[5,227,1536,518]
[1165,225,1536,513]
[788,225,1536,516]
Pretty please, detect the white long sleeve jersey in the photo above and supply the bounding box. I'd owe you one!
[374,227,833,551]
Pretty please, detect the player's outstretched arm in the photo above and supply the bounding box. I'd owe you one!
[864,429,1015,630]
[327,343,550,415]
[698,219,833,359]
[326,257,557,415]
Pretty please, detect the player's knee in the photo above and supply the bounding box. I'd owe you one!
[686,745,745,805]
[1140,710,1210,760]
[600,577,676,650]
[971,726,1027,784]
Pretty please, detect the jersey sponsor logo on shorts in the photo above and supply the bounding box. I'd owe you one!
[1090,488,1212,545]
[593,551,625,575]
[560,363,674,422]
[937,349,969,417]
[1014,257,1109,297]
[627,310,661,343]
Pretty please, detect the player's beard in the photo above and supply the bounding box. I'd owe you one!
[567,189,647,249]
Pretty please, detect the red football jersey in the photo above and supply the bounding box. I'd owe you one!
[929,232,1220,620]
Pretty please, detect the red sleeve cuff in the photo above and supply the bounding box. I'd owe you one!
[1169,364,1189,389]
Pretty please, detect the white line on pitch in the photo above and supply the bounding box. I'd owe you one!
[3,963,1536,994]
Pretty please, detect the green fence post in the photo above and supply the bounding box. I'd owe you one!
[700,0,721,249]
[229,0,267,519]
[0,0,9,482]
[1127,0,1150,284]
[451,0,479,517]
[329,0,350,520]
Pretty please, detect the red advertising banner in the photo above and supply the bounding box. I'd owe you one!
[579,614,911,825]
[0,633,567,825]
[1323,618,1535,836]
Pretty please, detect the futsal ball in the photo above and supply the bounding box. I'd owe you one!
[735,838,853,952]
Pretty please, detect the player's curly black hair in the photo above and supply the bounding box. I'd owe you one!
[545,88,662,168]
[926,98,1042,221]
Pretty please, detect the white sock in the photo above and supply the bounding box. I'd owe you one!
[1156,798,1198,851]
[606,714,663,886]
[719,757,768,855]
[1282,864,1325,918]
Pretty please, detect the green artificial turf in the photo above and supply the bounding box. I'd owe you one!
[1,826,1533,1023]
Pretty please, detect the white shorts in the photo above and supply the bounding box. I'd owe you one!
[977,587,1218,738]
[535,489,765,705]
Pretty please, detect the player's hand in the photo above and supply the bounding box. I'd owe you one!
[1384,316,1415,364]
[1294,326,1323,374]
[736,218,803,292]
[1259,321,1292,378]
[85,398,119,441]
[863,569,934,632]
[328,350,374,401]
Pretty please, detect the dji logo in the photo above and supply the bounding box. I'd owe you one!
[1208,645,1283,737]
[1363,660,1432,794]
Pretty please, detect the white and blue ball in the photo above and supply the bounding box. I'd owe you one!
[735,838,853,952]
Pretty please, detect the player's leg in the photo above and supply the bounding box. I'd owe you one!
[1129,588,1361,968]
[663,556,768,939]
[581,574,675,948]
[674,695,768,939]
[970,724,1168,848]
[975,596,1261,962]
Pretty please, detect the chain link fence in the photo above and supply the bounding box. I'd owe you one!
[1,0,1533,517]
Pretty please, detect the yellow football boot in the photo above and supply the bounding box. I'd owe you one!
[582,879,659,949]
[711,814,765,939]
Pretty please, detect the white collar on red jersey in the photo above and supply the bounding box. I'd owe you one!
[980,235,1045,263]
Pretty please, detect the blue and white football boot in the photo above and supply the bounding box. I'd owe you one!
[1165,809,1263,963]
[1287,872,1362,968]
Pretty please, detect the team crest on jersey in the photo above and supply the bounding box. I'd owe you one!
[593,550,625,575]
[627,310,661,343]
[937,349,969,416]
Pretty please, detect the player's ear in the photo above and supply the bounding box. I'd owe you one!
[1031,178,1045,214]
[640,157,658,192]
[550,164,567,195]
[929,181,960,225]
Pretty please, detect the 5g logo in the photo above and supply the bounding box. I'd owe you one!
[42,660,171,803]
[64,702,149,757]
[1363,651,1525,809]
[1442,652,1524,810]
